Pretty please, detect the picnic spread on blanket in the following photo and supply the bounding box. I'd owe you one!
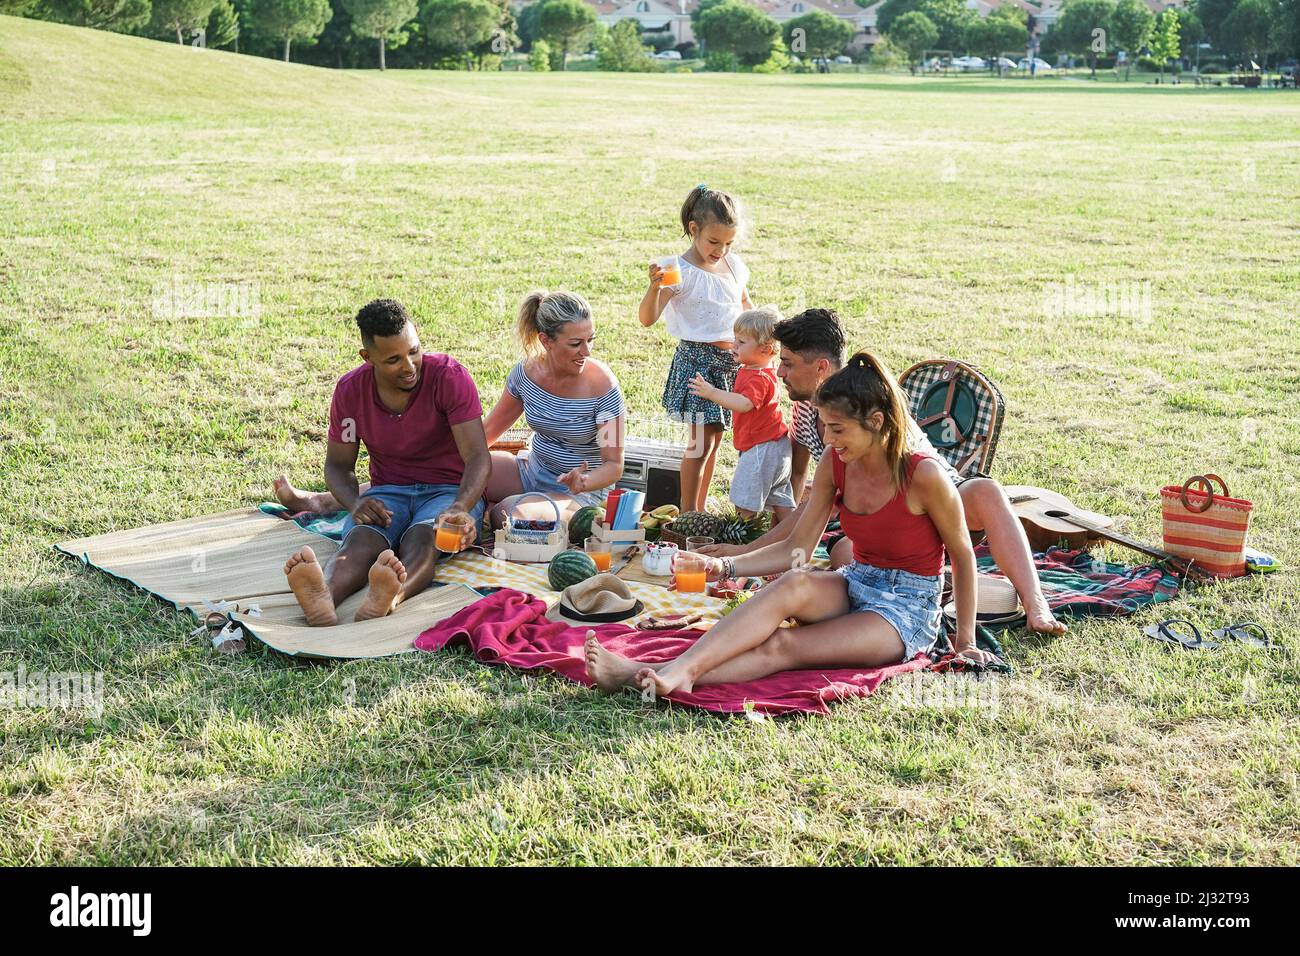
[52,344,1274,713]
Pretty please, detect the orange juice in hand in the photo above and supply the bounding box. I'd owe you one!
[657,256,681,287]
[435,514,473,553]
[673,552,709,593]
[675,570,707,593]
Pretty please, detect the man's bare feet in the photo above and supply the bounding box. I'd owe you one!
[354,550,407,621]
[584,630,655,693]
[634,662,694,699]
[273,476,326,513]
[284,546,338,627]
[1026,598,1067,635]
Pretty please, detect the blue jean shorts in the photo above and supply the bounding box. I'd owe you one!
[836,561,943,660]
[341,483,485,551]
[516,453,607,508]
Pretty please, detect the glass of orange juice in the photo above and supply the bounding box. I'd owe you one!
[585,537,612,572]
[435,513,475,553]
[656,256,681,288]
[673,551,709,593]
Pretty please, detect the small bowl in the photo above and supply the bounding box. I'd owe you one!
[642,541,678,577]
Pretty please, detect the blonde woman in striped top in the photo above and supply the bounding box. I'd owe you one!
[482,290,627,529]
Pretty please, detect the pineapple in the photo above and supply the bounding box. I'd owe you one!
[669,508,769,545]
[719,511,769,545]
[669,510,725,540]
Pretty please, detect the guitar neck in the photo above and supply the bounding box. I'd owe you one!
[1052,513,1205,579]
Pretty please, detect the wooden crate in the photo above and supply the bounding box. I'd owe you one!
[591,522,646,547]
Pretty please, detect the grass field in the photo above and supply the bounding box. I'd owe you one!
[2,15,1298,865]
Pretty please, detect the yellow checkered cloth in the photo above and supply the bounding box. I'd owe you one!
[435,550,726,620]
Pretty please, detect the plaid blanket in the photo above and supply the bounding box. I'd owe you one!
[977,543,1182,618]
[260,503,350,541]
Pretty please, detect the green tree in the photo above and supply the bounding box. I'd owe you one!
[1176,6,1204,54]
[697,0,779,67]
[423,0,498,68]
[467,0,516,68]
[916,0,973,50]
[690,0,727,53]
[206,0,240,46]
[888,9,938,67]
[783,9,856,60]
[1148,6,1180,76]
[537,0,595,69]
[595,18,655,71]
[151,0,218,43]
[1110,0,1154,78]
[38,0,151,31]
[528,35,550,69]
[964,6,1026,61]
[1224,0,1273,61]
[342,0,418,68]
[516,0,542,46]
[1274,0,1300,58]
[1053,0,1117,77]
[753,33,791,72]
[249,0,330,60]
[1193,0,1236,46]
[876,0,918,35]
[0,0,37,14]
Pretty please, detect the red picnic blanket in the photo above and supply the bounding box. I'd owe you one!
[413,588,929,717]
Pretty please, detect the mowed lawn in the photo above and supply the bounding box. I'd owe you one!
[1,15,1298,865]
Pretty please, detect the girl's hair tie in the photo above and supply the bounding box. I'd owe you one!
[696,182,708,191]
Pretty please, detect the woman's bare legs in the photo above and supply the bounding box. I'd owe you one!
[958,478,1066,635]
[587,569,872,695]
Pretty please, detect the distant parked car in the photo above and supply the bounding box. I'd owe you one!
[994,57,1018,71]
[1018,57,1053,72]
[834,55,852,64]
[952,55,986,71]
[653,50,682,60]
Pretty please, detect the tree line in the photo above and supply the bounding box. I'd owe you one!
[5,0,1297,70]
[877,0,1300,71]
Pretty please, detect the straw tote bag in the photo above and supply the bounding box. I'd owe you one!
[1160,474,1253,578]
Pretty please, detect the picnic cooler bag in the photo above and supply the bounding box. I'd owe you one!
[899,359,1006,478]
[1160,474,1252,578]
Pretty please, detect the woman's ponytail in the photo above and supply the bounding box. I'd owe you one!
[815,351,911,490]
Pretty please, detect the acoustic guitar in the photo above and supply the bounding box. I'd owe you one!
[1003,485,1208,583]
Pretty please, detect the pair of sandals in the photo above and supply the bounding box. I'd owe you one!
[189,599,262,655]
[1143,618,1272,651]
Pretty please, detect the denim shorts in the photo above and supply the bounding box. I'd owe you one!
[836,561,943,660]
[341,483,486,551]
[516,453,607,508]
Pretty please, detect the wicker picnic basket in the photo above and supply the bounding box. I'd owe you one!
[493,492,568,563]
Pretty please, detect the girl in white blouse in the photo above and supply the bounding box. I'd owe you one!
[636,184,754,512]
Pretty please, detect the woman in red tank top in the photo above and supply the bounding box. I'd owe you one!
[584,351,993,699]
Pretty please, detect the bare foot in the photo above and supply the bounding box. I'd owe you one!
[584,630,653,693]
[273,476,325,513]
[355,549,407,621]
[635,662,694,699]
[1026,598,1067,635]
[284,546,338,627]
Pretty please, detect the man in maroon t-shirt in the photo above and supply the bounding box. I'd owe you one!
[283,299,490,626]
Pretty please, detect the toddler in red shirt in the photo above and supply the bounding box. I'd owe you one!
[688,306,794,521]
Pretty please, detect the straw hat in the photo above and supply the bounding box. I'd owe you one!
[546,574,645,625]
[943,572,1024,626]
